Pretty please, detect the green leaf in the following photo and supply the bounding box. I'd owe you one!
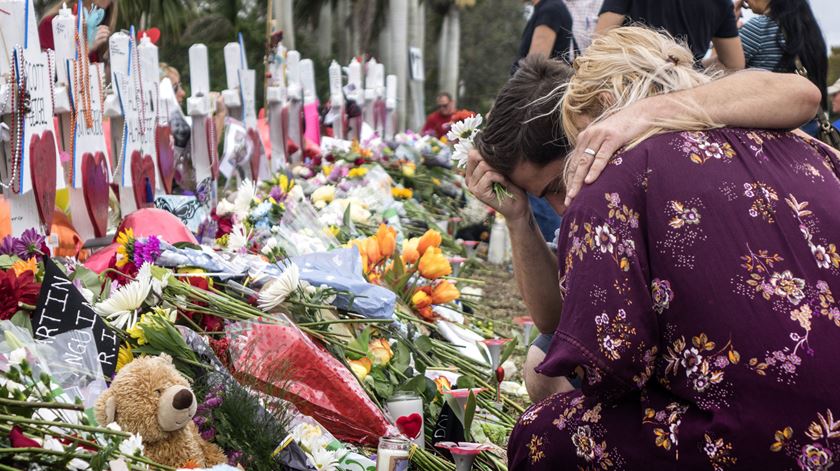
[463,390,477,442]
[9,311,32,333]
[173,241,202,250]
[392,340,411,372]
[499,338,519,366]
[89,441,118,471]
[70,265,103,293]
[456,375,475,390]
[415,335,433,355]
[0,254,15,269]
[445,394,465,427]
[342,202,353,229]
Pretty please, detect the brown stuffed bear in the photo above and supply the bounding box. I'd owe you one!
[94,354,228,468]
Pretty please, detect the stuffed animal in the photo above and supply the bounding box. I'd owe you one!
[94,354,228,468]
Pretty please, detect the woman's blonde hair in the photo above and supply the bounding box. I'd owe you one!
[561,26,722,148]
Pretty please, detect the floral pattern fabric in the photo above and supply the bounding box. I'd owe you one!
[508,128,840,470]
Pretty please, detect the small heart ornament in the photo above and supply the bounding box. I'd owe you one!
[130,151,156,209]
[395,413,423,440]
[29,130,58,230]
[81,152,109,237]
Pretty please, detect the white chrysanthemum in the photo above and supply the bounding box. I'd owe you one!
[258,263,301,311]
[452,140,473,168]
[215,198,236,216]
[106,422,123,432]
[311,185,336,205]
[261,237,279,255]
[446,113,483,143]
[233,178,258,221]
[118,433,144,456]
[9,348,27,366]
[94,274,152,330]
[227,223,250,253]
[309,447,339,470]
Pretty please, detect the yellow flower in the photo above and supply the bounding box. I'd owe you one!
[11,257,37,276]
[391,187,413,200]
[326,225,341,238]
[127,315,149,345]
[417,229,443,257]
[412,289,433,309]
[431,280,460,304]
[116,228,135,247]
[368,338,394,366]
[401,163,416,178]
[115,228,135,268]
[322,165,334,177]
[432,177,441,186]
[418,247,452,280]
[116,344,134,372]
[434,376,452,394]
[402,238,421,265]
[375,224,397,259]
[278,174,294,193]
[348,167,368,179]
[348,357,372,381]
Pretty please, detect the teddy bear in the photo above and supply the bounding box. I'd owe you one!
[94,354,228,468]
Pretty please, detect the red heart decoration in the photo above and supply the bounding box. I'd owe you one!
[137,27,161,45]
[205,119,219,180]
[29,130,58,230]
[247,128,262,180]
[155,125,175,194]
[395,413,422,440]
[286,138,299,157]
[81,152,109,237]
[130,150,156,209]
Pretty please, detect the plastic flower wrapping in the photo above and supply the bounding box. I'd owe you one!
[1,116,524,470]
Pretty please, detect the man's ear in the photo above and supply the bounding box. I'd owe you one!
[94,390,116,425]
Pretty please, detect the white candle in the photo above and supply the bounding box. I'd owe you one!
[376,437,410,471]
[385,393,424,449]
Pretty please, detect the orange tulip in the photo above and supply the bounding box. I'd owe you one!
[412,289,433,309]
[375,224,397,259]
[364,236,383,266]
[418,247,452,280]
[431,280,460,304]
[348,239,370,273]
[417,229,443,256]
[434,376,452,394]
[402,237,421,265]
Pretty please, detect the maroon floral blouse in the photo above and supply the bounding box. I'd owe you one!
[508,128,840,470]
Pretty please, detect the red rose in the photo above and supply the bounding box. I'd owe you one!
[9,426,41,448]
[0,270,40,320]
[200,314,223,332]
[211,210,233,238]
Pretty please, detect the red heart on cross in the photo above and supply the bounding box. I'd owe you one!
[247,128,262,180]
[395,413,423,440]
[205,119,219,180]
[155,125,175,194]
[137,27,160,45]
[81,152,109,237]
[29,130,58,230]
[286,138,299,157]
[130,150,156,209]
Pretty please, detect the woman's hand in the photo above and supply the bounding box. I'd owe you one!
[465,149,530,223]
[564,99,653,206]
[92,25,111,52]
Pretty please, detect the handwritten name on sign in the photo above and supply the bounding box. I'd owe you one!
[31,258,118,378]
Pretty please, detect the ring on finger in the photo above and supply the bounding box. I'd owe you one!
[583,148,597,156]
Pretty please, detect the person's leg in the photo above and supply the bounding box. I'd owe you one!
[524,334,575,403]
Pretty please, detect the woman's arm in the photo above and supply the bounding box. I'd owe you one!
[564,70,821,205]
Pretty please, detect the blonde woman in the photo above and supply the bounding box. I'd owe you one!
[472,28,840,469]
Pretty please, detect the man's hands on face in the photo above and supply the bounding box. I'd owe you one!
[465,149,530,224]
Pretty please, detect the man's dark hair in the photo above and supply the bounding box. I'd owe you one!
[476,55,573,176]
[437,91,453,101]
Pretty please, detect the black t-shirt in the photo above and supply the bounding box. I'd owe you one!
[599,0,739,62]
[512,0,577,74]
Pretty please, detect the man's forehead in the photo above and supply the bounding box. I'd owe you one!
[510,158,565,195]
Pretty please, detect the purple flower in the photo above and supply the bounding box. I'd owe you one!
[204,396,223,409]
[193,415,207,427]
[133,236,162,266]
[16,229,46,259]
[227,450,243,466]
[269,186,285,201]
[0,236,17,257]
[200,427,216,441]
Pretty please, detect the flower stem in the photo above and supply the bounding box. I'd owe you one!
[0,398,84,411]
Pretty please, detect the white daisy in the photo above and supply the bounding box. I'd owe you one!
[452,140,474,169]
[118,433,144,457]
[258,263,301,311]
[227,223,250,253]
[233,178,258,221]
[94,274,152,330]
[8,348,27,366]
[309,447,339,470]
[215,198,236,216]
[446,114,483,143]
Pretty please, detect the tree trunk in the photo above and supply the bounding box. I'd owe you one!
[352,0,378,55]
[407,0,425,130]
[438,6,460,98]
[389,0,408,131]
[273,0,295,50]
[337,0,353,63]
[379,3,392,65]
[317,3,333,58]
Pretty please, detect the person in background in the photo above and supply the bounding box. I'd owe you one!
[563,0,604,52]
[161,63,187,106]
[513,0,577,74]
[39,0,117,62]
[596,0,746,70]
[422,92,457,139]
[735,0,828,136]
[830,78,840,129]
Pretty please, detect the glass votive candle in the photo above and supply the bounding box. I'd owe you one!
[377,436,410,471]
[385,392,425,449]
